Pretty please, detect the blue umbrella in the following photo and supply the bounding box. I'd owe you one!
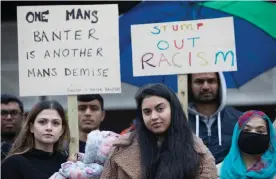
[119,1,276,91]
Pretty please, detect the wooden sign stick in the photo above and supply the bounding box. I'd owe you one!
[177,74,188,120]
[67,95,79,155]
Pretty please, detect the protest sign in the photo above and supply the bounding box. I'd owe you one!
[131,17,237,117]
[17,4,120,155]
[17,4,121,96]
[131,17,237,77]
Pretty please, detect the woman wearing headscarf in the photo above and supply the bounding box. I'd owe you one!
[220,110,276,179]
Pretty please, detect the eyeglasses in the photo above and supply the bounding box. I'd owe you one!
[1,110,22,118]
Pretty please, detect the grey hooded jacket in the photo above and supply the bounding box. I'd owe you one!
[188,72,242,164]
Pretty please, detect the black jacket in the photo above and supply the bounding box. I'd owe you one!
[188,72,242,164]
[1,140,12,161]
[1,148,67,179]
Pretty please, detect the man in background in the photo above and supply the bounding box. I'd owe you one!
[188,72,242,164]
[1,94,24,160]
[77,94,106,153]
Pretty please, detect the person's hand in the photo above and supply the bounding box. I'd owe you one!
[67,153,77,162]
[67,153,85,162]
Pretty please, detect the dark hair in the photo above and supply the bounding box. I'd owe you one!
[135,83,201,179]
[77,94,104,110]
[7,100,70,157]
[188,72,220,102]
[1,94,24,112]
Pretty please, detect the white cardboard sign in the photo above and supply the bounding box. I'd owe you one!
[17,5,121,96]
[131,17,237,76]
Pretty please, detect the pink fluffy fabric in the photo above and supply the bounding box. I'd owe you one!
[49,130,120,179]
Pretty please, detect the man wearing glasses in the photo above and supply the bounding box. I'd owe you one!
[1,94,24,160]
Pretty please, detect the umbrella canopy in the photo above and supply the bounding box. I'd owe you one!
[119,1,276,91]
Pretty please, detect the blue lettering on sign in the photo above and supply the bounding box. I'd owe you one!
[215,51,235,66]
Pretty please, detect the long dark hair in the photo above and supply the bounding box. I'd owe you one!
[6,100,70,158]
[135,83,200,179]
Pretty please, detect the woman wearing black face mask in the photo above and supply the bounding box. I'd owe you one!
[220,110,276,179]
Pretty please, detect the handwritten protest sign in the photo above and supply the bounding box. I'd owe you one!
[17,5,121,96]
[131,17,237,76]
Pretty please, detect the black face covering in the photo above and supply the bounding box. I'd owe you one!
[238,131,270,155]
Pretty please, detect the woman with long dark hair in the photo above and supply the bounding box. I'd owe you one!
[101,83,217,179]
[1,100,70,179]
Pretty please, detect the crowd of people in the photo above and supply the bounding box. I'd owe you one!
[1,72,276,179]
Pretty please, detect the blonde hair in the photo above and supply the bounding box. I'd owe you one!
[6,100,70,158]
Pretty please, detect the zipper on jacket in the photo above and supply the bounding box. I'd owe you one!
[206,117,211,145]
[207,129,211,136]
